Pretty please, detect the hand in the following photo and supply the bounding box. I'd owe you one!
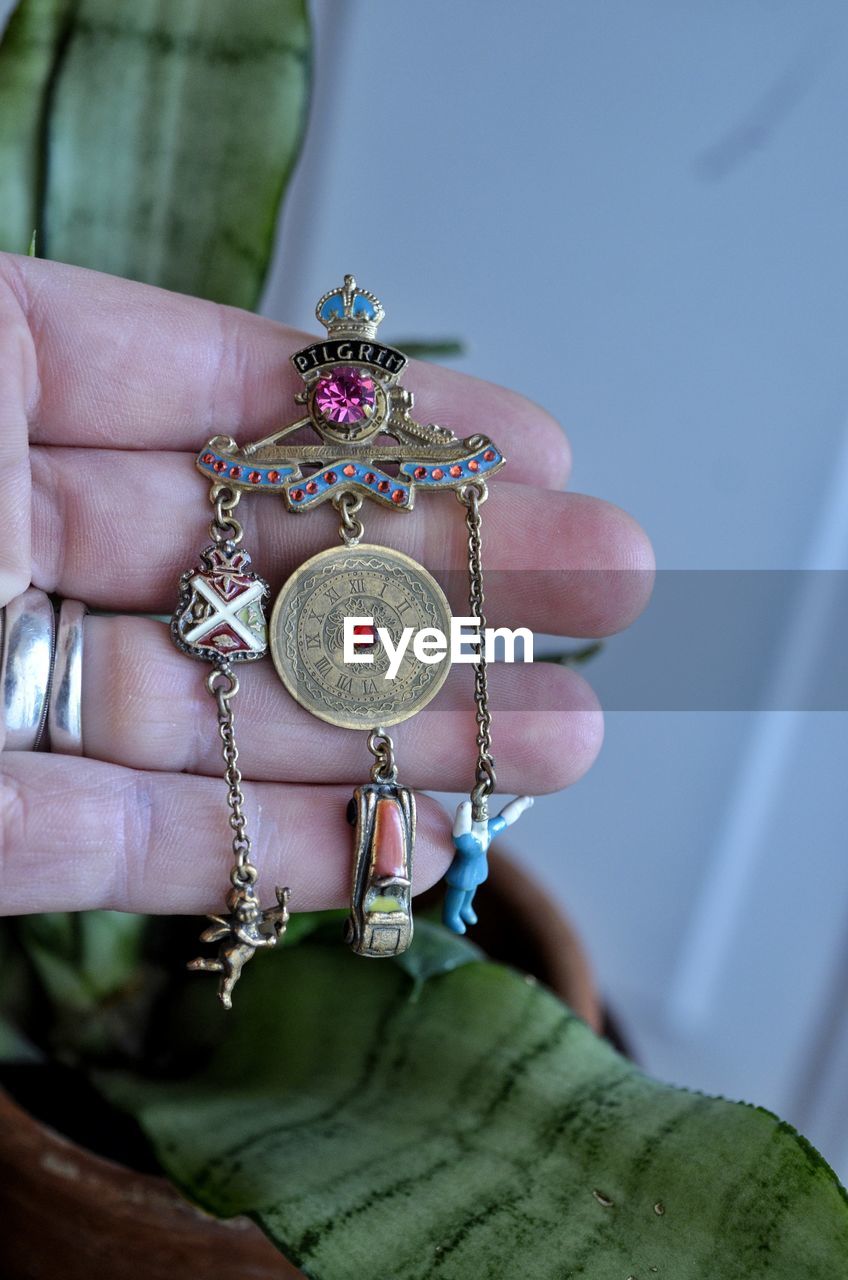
[0,253,653,916]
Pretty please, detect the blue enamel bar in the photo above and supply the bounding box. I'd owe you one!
[286,462,412,510]
[196,438,504,510]
[197,449,298,489]
[399,441,504,487]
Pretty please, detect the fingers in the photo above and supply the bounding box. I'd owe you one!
[0,253,571,488]
[82,616,603,794]
[0,753,452,915]
[0,277,35,605]
[31,447,654,635]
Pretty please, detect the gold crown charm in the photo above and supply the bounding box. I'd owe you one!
[315,274,385,341]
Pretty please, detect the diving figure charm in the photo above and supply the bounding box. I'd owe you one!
[443,797,535,934]
[189,882,290,1009]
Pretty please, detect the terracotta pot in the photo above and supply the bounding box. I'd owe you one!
[0,849,600,1280]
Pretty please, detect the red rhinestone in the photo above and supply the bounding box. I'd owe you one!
[432,468,444,481]
[468,460,480,472]
[267,470,280,484]
[229,465,242,479]
[325,470,337,484]
[377,479,390,493]
[248,470,262,484]
[483,449,495,462]
[343,464,356,477]
[449,465,462,478]
[202,452,215,464]
[364,472,376,484]
[305,481,318,494]
[212,459,226,473]
[413,466,426,480]
[391,489,405,504]
[291,488,304,501]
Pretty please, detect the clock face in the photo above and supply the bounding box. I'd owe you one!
[269,544,452,729]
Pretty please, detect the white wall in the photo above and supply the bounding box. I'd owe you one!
[264,0,848,1178]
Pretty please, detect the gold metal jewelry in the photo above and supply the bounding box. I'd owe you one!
[269,544,451,730]
[174,275,521,982]
[171,489,289,1008]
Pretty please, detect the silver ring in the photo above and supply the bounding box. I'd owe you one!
[0,587,55,750]
[48,599,87,755]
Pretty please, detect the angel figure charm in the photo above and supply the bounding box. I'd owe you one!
[443,797,534,935]
[188,881,290,1009]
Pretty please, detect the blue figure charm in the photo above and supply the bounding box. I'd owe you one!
[443,796,534,934]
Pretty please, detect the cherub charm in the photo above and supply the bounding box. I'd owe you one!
[443,797,534,934]
[188,881,290,1009]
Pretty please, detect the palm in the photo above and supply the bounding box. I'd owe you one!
[0,253,653,916]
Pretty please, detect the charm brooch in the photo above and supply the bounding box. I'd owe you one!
[172,276,532,1005]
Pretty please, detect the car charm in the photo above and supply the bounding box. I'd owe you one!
[345,776,416,957]
[172,276,532,1003]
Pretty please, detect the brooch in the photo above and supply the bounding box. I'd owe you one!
[172,276,531,1004]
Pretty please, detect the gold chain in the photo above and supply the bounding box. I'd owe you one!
[334,490,364,545]
[206,666,258,890]
[459,482,496,819]
[209,485,244,547]
[367,727,398,783]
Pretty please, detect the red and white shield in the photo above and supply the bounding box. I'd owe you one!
[172,547,268,662]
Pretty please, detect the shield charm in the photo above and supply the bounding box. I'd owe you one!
[171,545,269,663]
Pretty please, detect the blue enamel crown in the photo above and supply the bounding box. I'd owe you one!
[315,274,384,341]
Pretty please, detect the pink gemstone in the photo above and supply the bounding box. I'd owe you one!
[372,798,407,880]
[315,366,376,424]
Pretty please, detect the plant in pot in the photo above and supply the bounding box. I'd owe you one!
[0,4,846,1277]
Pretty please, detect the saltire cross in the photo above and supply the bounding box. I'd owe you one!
[184,573,266,654]
[172,546,269,663]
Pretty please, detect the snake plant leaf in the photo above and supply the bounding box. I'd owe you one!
[100,935,848,1279]
[391,916,482,992]
[13,911,158,1061]
[0,0,73,256]
[0,1013,42,1063]
[0,0,311,307]
[396,339,465,361]
[0,924,42,1063]
[282,910,350,947]
[16,911,148,1009]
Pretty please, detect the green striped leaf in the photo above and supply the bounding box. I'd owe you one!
[396,339,465,361]
[0,0,73,255]
[0,0,310,306]
[101,929,848,1278]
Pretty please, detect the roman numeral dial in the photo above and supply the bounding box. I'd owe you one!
[269,545,452,729]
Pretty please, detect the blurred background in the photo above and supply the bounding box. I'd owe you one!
[1,0,846,1182]
[264,0,848,1178]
